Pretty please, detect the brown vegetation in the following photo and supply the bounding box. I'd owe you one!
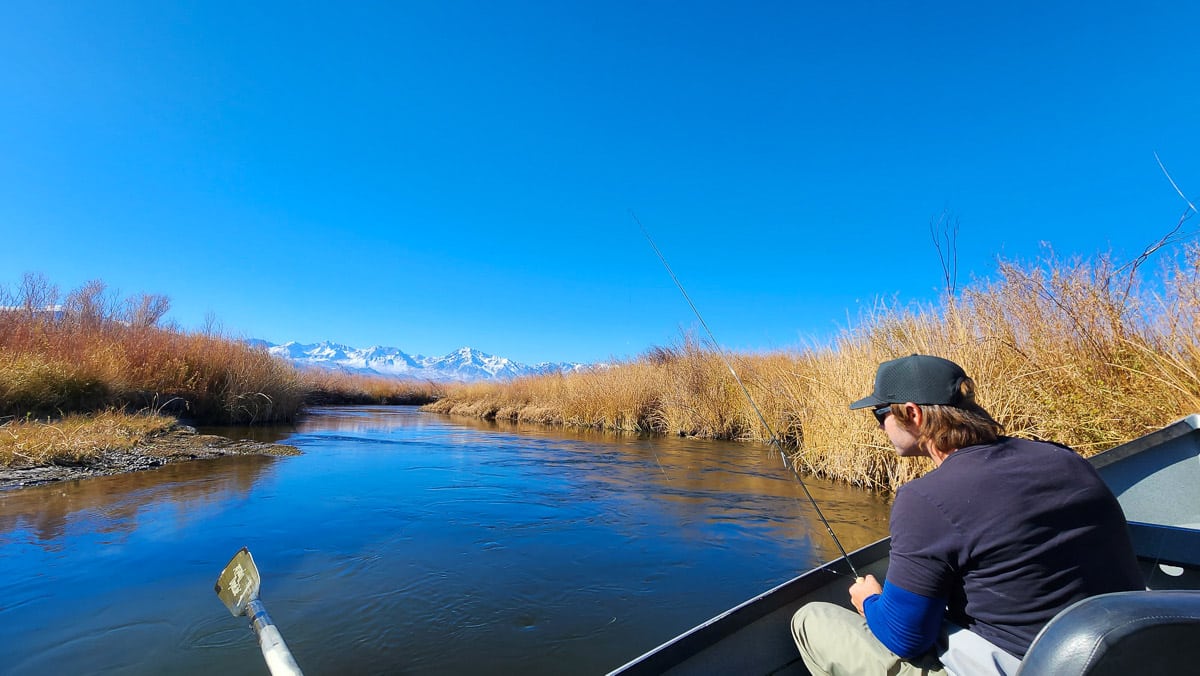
[0,274,306,424]
[426,245,1200,491]
[0,274,443,431]
[299,369,448,405]
[0,409,302,488]
[0,411,176,466]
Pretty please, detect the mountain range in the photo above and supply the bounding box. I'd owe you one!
[249,340,590,382]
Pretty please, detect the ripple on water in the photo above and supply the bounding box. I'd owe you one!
[185,617,250,650]
[8,619,178,673]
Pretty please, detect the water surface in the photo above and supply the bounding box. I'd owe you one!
[0,406,889,674]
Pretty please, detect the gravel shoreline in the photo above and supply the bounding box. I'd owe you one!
[0,428,301,491]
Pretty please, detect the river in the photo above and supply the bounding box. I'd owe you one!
[0,406,890,675]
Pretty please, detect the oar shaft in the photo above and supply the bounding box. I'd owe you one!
[248,600,304,676]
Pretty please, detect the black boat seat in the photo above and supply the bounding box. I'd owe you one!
[1015,590,1200,675]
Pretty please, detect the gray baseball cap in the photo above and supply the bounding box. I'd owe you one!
[849,354,968,410]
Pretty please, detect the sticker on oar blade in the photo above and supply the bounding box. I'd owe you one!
[215,547,262,617]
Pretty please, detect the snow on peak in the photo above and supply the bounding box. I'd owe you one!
[253,339,589,382]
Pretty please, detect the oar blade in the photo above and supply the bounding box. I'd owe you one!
[215,546,262,617]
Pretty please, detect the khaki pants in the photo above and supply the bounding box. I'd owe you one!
[791,602,947,676]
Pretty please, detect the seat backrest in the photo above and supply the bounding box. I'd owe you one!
[1016,591,1200,675]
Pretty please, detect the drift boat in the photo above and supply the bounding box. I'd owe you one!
[608,414,1200,675]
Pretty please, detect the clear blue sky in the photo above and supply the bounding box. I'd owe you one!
[2,1,1198,365]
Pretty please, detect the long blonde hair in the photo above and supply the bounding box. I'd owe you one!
[889,377,1004,453]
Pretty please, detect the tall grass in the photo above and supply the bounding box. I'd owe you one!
[299,369,447,405]
[0,290,306,424]
[0,411,176,466]
[0,274,440,426]
[427,245,1200,491]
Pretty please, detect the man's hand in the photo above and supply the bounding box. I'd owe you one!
[850,574,883,616]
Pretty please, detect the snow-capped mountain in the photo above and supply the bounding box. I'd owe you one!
[251,340,589,382]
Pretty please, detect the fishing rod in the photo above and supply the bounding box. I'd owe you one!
[634,213,860,580]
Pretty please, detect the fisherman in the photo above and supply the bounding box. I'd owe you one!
[791,354,1143,675]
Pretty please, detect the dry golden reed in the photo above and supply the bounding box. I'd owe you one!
[0,311,306,423]
[299,369,447,405]
[0,274,440,426]
[0,411,176,467]
[427,245,1200,492]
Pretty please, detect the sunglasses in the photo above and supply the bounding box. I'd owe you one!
[872,404,893,425]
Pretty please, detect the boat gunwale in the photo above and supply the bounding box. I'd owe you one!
[1087,414,1199,470]
[605,537,891,675]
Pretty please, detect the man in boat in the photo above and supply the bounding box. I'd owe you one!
[791,354,1142,675]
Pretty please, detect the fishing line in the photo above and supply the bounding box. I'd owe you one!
[648,441,671,482]
[633,212,861,579]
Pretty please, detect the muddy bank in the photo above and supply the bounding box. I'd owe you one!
[0,427,301,491]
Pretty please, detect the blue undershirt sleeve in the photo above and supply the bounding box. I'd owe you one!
[862,580,945,659]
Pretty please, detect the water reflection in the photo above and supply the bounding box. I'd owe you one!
[0,456,277,546]
[438,411,890,560]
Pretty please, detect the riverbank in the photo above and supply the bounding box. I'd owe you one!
[0,414,299,490]
[426,247,1200,491]
[1,274,445,427]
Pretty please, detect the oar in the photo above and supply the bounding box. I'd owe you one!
[214,547,305,676]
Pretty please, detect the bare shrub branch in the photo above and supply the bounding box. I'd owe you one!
[123,293,171,327]
[930,209,960,298]
[17,272,59,317]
